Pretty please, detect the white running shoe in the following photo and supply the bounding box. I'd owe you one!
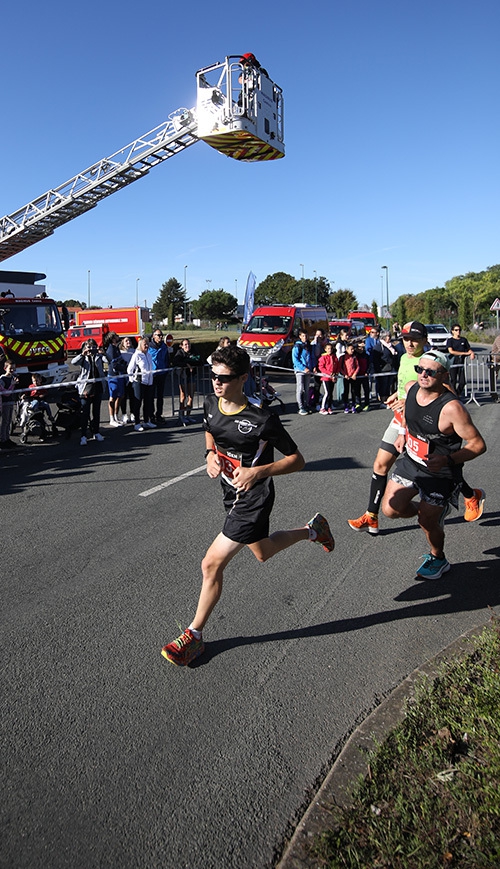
[121,414,130,424]
[109,419,121,427]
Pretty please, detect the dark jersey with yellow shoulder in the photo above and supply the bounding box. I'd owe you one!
[203,393,297,483]
[203,394,299,544]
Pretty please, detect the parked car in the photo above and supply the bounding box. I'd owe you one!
[425,324,452,351]
[328,319,366,341]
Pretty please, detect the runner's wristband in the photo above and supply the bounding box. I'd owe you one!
[204,448,215,458]
[397,427,406,435]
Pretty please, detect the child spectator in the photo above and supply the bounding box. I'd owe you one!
[292,330,315,415]
[354,340,370,411]
[339,342,359,413]
[20,373,55,427]
[317,343,339,414]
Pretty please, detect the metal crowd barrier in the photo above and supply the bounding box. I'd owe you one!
[6,356,499,420]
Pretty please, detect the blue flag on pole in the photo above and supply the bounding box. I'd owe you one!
[243,271,256,325]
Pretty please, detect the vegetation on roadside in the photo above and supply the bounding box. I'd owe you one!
[312,617,500,869]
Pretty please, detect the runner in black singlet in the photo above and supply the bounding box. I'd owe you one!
[161,345,335,666]
[382,350,486,580]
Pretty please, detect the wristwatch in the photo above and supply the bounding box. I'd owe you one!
[204,448,215,458]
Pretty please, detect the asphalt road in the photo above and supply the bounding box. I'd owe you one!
[1,374,498,869]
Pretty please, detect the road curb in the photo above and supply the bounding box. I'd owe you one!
[277,621,490,869]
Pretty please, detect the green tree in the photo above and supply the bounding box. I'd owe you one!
[192,289,237,321]
[390,294,409,326]
[328,289,358,317]
[371,299,379,319]
[254,272,331,306]
[61,299,86,309]
[304,276,331,306]
[152,278,186,326]
[255,272,299,305]
[422,290,436,324]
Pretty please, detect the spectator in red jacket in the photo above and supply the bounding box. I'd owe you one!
[339,343,359,413]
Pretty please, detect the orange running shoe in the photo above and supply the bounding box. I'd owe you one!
[463,488,485,522]
[347,512,379,535]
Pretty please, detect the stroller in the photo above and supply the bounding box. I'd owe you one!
[53,387,83,439]
[252,368,285,409]
[18,398,56,444]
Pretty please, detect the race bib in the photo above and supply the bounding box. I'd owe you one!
[217,448,243,486]
[406,432,429,465]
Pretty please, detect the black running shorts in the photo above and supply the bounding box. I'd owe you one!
[221,478,276,544]
[390,452,461,508]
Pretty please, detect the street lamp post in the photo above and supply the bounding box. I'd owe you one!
[300,263,304,303]
[381,266,389,329]
[313,270,317,305]
[135,277,140,308]
[184,265,188,323]
[87,270,91,308]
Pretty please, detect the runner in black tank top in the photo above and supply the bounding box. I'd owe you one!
[380,350,486,580]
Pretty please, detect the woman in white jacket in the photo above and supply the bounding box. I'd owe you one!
[127,336,156,431]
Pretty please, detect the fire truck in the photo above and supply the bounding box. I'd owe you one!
[0,56,284,261]
[65,305,150,352]
[0,271,68,386]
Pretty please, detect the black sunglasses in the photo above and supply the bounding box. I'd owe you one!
[414,365,443,378]
[210,371,240,384]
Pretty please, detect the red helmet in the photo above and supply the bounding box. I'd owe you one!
[239,52,259,67]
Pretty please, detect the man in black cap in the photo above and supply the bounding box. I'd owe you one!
[347,321,428,534]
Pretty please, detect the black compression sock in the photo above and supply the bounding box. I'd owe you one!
[367,472,387,515]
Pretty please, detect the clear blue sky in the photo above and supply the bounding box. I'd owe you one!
[2,0,499,311]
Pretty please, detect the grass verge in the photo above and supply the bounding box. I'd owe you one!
[312,617,500,868]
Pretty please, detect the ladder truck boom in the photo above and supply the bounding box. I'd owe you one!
[0,55,284,262]
[0,110,199,262]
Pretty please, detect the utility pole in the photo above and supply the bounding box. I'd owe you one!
[381,266,389,329]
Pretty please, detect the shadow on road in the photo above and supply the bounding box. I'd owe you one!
[190,540,500,667]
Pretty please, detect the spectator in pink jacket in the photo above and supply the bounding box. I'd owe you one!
[318,344,339,414]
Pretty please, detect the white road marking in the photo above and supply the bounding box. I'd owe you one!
[139,465,206,497]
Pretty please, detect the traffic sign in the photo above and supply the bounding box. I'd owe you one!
[165,333,174,347]
[490,298,500,311]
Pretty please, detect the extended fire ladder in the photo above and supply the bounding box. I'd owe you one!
[0,55,284,263]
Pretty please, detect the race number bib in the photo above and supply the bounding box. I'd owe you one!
[406,432,429,465]
[217,448,243,487]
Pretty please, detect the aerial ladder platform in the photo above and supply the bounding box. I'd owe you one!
[0,55,284,262]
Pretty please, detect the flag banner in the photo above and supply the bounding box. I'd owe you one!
[243,271,256,325]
